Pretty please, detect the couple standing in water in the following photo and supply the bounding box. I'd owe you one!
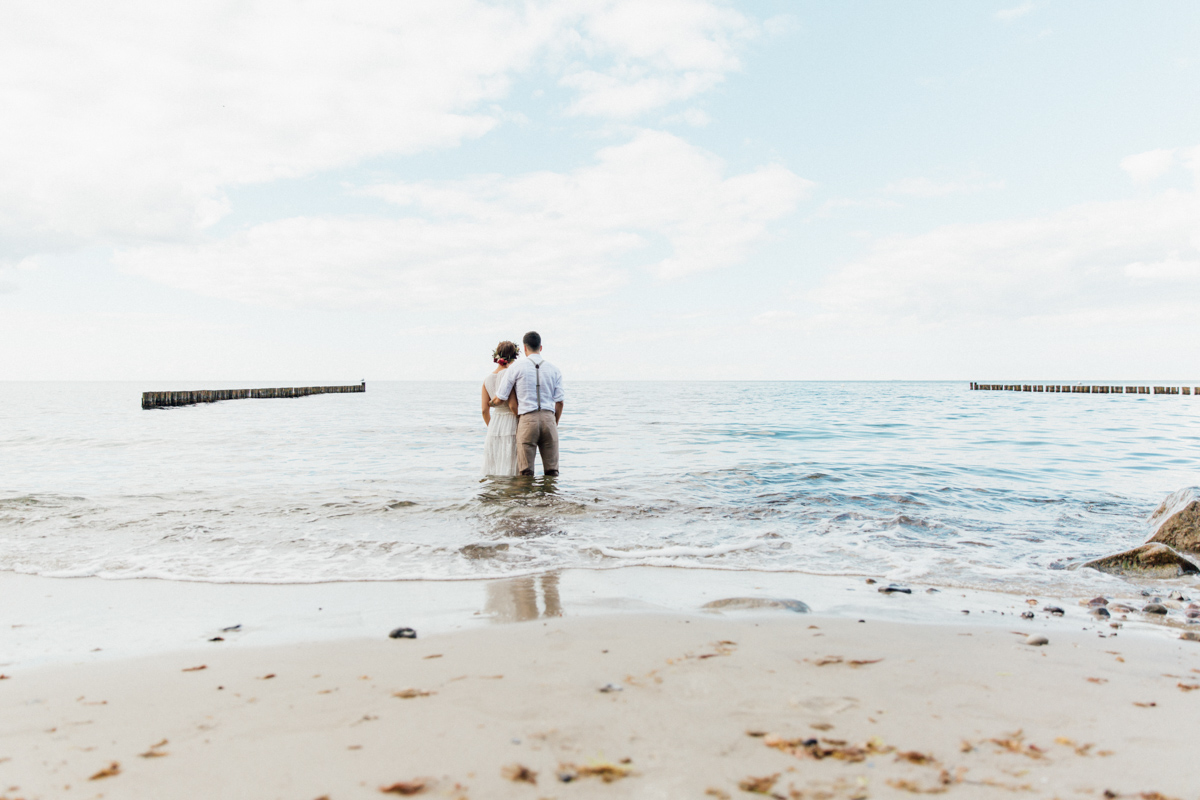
[480,331,564,478]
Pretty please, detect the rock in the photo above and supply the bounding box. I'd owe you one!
[598,683,622,693]
[1020,611,1034,620]
[1147,488,1200,553]
[1081,596,1108,607]
[1043,605,1065,616]
[1168,590,1190,601]
[1142,603,1169,615]
[878,584,912,594]
[701,597,810,613]
[220,624,242,632]
[1025,635,1049,646]
[1180,631,1200,642]
[1080,543,1200,579]
[1092,607,1111,618]
[1109,603,1136,613]
[388,627,417,639]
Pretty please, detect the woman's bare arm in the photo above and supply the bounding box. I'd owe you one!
[481,383,492,426]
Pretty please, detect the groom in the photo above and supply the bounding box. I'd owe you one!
[494,331,564,477]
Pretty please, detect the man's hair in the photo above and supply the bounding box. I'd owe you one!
[522,331,542,351]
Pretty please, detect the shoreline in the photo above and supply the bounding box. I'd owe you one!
[3,612,1199,799]
[5,566,1196,671]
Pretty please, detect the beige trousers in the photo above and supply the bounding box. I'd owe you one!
[516,410,559,475]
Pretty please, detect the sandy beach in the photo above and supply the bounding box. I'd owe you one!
[3,572,1199,800]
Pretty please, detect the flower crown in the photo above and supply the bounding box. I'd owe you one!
[492,343,520,367]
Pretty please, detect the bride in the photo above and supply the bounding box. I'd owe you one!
[481,340,520,476]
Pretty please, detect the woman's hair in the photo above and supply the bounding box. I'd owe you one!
[492,340,519,366]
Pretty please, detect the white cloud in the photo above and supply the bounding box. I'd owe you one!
[557,0,751,117]
[0,1,751,257]
[810,186,1200,324]
[115,131,811,309]
[1120,148,1178,183]
[995,3,1034,21]
[882,175,1005,198]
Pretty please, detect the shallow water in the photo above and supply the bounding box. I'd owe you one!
[2,381,1199,594]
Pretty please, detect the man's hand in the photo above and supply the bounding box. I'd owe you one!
[554,401,564,424]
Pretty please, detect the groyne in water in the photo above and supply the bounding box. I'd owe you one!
[142,382,365,409]
[971,383,1195,395]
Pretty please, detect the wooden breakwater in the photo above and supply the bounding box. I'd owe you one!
[970,383,1194,395]
[142,382,365,409]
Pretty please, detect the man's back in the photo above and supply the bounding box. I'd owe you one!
[501,355,564,416]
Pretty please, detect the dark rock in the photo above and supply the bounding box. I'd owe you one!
[388,627,417,639]
[1020,611,1034,620]
[1043,605,1065,616]
[1083,596,1109,607]
[1147,488,1200,553]
[220,624,242,632]
[1025,635,1049,646]
[208,636,224,642]
[1081,543,1200,579]
[1092,607,1111,618]
[878,584,912,594]
[701,597,810,613]
[1142,603,1168,615]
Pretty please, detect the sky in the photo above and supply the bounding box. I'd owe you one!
[2,0,1199,382]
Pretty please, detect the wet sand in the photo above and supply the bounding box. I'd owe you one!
[3,609,1199,799]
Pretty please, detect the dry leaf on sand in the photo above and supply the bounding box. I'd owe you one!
[559,760,632,783]
[139,739,169,758]
[1177,683,1199,691]
[89,762,121,780]
[764,734,893,762]
[738,774,779,794]
[895,750,938,765]
[379,778,429,795]
[182,665,207,672]
[849,659,883,666]
[501,763,537,784]
[392,689,435,699]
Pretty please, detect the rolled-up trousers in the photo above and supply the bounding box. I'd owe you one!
[516,410,559,475]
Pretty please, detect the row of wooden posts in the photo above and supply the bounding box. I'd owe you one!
[971,383,1195,395]
[142,382,366,409]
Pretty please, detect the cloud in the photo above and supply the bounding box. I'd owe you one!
[0,1,751,257]
[995,3,1034,21]
[557,0,751,117]
[1120,148,1178,183]
[810,180,1200,324]
[882,175,1005,198]
[115,131,811,309]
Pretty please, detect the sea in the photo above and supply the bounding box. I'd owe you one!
[2,381,1199,596]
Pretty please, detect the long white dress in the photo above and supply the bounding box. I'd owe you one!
[482,371,520,476]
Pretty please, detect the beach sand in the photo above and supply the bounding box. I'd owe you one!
[3,608,1199,799]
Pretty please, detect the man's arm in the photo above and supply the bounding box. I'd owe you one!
[554,401,563,424]
[494,366,517,405]
[552,369,564,423]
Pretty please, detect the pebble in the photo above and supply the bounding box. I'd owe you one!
[1025,635,1049,646]
[598,683,623,693]
[1182,632,1200,642]
[1142,604,1169,615]
[220,624,242,632]
[878,584,912,594]
[1109,604,1136,613]
[1020,611,1034,620]
[1092,607,1111,618]
[388,627,418,639]
[1083,596,1108,608]
[1043,606,1065,616]
[1169,591,1189,601]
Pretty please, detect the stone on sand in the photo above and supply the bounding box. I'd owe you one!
[1080,543,1199,579]
[1147,487,1200,553]
[701,597,810,613]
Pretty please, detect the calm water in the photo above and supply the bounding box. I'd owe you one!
[2,381,1198,594]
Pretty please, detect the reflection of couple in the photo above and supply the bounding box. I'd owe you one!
[480,331,564,478]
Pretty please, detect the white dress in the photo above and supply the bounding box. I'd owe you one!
[482,371,520,476]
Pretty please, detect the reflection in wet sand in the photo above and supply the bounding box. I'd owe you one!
[484,572,563,622]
